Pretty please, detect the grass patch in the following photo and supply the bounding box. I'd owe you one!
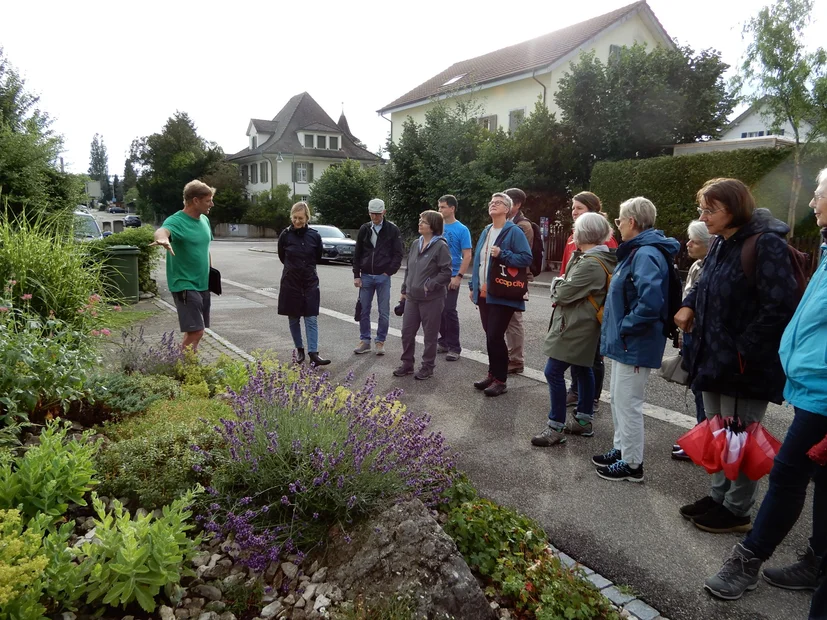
[100,307,158,331]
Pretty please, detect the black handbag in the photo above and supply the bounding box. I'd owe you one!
[209,267,222,295]
[354,296,362,322]
[487,256,528,301]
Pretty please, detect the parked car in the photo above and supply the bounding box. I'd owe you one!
[310,225,356,264]
[73,210,103,241]
[123,215,142,228]
[108,206,126,214]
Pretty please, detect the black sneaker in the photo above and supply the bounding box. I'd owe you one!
[693,503,752,534]
[705,543,762,600]
[762,547,824,591]
[591,448,621,467]
[474,374,495,390]
[484,380,508,397]
[414,367,433,381]
[595,460,644,483]
[393,365,414,377]
[679,496,720,521]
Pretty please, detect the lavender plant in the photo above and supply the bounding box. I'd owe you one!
[201,363,456,570]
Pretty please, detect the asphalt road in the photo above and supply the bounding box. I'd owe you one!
[159,240,813,620]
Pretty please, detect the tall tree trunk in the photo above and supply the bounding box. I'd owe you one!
[787,146,802,238]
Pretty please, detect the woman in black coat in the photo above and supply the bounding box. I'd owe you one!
[277,202,329,366]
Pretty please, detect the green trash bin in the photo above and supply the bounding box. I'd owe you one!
[104,245,140,304]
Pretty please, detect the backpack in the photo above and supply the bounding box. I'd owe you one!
[626,246,682,340]
[583,256,612,324]
[740,233,810,302]
[527,220,544,277]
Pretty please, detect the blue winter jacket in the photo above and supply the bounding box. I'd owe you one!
[470,221,533,311]
[779,233,827,415]
[600,228,681,368]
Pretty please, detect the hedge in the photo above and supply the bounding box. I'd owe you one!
[88,227,159,294]
[590,145,827,238]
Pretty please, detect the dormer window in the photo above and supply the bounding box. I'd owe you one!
[330,136,339,150]
[305,134,314,148]
[317,136,327,149]
[251,136,257,149]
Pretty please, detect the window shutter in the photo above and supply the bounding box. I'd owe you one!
[308,163,314,183]
[292,162,297,182]
[489,115,497,130]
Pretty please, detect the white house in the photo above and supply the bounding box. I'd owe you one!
[721,101,814,142]
[377,0,674,142]
[227,92,381,201]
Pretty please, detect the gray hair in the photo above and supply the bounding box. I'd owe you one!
[619,196,657,231]
[573,212,612,247]
[817,167,827,187]
[491,192,513,210]
[687,219,711,245]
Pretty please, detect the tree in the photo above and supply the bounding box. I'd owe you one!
[122,158,138,194]
[113,174,123,203]
[88,133,112,201]
[243,185,292,232]
[737,0,827,236]
[555,44,736,173]
[203,162,248,226]
[309,160,380,229]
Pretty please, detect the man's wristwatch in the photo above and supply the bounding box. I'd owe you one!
[457,273,465,278]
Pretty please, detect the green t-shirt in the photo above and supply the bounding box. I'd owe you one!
[161,211,212,292]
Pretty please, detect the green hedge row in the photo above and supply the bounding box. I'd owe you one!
[88,227,159,294]
[590,146,827,238]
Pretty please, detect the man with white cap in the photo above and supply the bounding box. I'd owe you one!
[353,198,404,355]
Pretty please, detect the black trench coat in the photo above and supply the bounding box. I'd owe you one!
[277,225,322,317]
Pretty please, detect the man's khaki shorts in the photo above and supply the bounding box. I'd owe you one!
[171,290,211,333]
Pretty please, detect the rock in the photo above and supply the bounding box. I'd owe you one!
[294,598,306,608]
[61,613,77,620]
[83,527,97,540]
[204,601,226,612]
[139,292,156,299]
[222,573,246,589]
[203,558,232,580]
[135,507,149,519]
[192,552,212,568]
[265,562,279,580]
[325,499,494,619]
[175,610,191,619]
[260,601,284,618]
[308,560,319,576]
[281,562,299,581]
[159,606,175,620]
[310,567,327,583]
[299,574,311,583]
[300,583,317,601]
[489,601,500,610]
[498,610,512,620]
[188,597,206,611]
[194,585,222,601]
[218,614,237,620]
[313,595,330,612]
[292,611,307,620]
[283,594,296,605]
[197,613,220,620]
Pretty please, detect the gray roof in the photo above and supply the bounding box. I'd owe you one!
[300,122,341,132]
[228,92,381,162]
[251,119,278,133]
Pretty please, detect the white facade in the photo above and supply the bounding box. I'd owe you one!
[721,105,814,142]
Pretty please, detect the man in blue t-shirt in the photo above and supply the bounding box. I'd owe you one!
[436,195,472,360]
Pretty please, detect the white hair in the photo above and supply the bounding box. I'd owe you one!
[491,192,513,210]
[573,212,612,247]
[619,196,657,231]
[687,219,711,245]
[817,167,827,187]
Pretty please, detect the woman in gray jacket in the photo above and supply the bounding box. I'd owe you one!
[394,210,452,380]
[533,213,618,447]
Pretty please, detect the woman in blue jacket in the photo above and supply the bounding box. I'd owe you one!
[704,171,827,606]
[469,193,533,397]
[593,197,680,483]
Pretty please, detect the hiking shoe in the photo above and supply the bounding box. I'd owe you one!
[679,495,720,521]
[762,547,823,591]
[507,364,524,374]
[474,374,495,390]
[563,417,594,437]
[531,426,567,447]
[484,380,508,397]
[596,460,644,483]
[445,351,460,361]
[414,367,433,380]
[671,448,692,461]
[354,341,371,354]
[437,344,449,353]
[693,503,752,534]
[393,365,414,377]
[375,342,385,356]
[592,448,621,467]
[566,391,578,407]
[705,543,762,600]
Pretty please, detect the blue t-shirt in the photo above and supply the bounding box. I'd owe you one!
[442,220,472,276]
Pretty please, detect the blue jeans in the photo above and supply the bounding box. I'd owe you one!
[288,315,318,352]
[438,286,461,353]
[743,406,827,561]
[544,358,594,429]
[358,273,391,343]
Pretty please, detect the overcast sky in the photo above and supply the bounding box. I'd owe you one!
[2,0,825,176]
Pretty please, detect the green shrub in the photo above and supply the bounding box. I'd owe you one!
[0,509,49,619]
[88,227,160,294]
[88,372,181,420]
[76,490,201,613]
[96,395,232,508]
[0,421,99,523]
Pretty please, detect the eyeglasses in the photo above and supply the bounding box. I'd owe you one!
[489,200,508,208]
[697,207,723,217]
[814,191,825,201]
[614,218,624,227]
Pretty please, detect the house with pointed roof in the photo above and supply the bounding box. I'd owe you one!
[228,92,381,200]
[377,1,673,142]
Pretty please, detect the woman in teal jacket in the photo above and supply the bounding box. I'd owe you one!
[704,172,827,608]
[469,193,533,397]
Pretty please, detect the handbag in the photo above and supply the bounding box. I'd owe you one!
[354,296,362,322]
[486,228,529,301]
[209,267,222,295]
[658,354,688,385]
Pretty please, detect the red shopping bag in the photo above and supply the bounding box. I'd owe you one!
[677,416,726,473]
[740,423,782,481]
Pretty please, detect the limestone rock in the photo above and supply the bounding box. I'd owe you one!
[260,601,284,619]
[194,585,222,601]
[159,606,175,620]
[311,567,327,583]
[281,562,299,581]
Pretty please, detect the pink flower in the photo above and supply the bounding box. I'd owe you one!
[77,308,85,314]
[113,305,122,312]
[9,280,16,286]
[89,294,102,303]
[101,328,111,336]
[0,307,8,313]
[21,294,32,301]
[90,310,98,317]
[90,330,100,336]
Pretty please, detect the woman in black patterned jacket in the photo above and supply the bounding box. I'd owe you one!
[674,178,798,535]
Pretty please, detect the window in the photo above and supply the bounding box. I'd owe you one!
[260,162,268,183]
[330,136,339,150]
[251,136,257,149]
[317,136,327,149]
[250,163,258,184]
[778,129,785,136]
[296,162,308,183]
[758,131,765,137]
[741,132,748,139]
[509,108,525,133]
[241,165,248,182]
[609,44,622,61]
[305,134,314,148]
[479,115,497,131]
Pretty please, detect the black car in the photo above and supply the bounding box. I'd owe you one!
[108,206,126,213]
[123,215,142,228]
[310,225,356,264]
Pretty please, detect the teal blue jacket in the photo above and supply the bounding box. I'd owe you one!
[779,240,827,415]
[469,221,533,311]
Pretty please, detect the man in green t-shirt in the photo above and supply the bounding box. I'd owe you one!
[150,180,214,351]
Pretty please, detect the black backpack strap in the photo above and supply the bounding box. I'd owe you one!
[740,233,762,287]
